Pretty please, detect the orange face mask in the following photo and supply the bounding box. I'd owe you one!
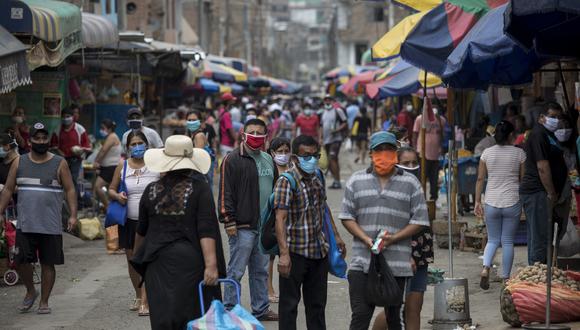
[371,150,398,176]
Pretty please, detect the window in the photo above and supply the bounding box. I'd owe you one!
[373,7,384,22]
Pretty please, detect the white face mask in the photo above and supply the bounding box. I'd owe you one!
[432,108,438,115]
[406,105,413,112]
[324,103,333,110]
[555,128,572,142]
[543,117,559,132]
[273,153,290,166]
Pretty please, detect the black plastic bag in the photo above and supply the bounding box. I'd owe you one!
[366,252,403,307]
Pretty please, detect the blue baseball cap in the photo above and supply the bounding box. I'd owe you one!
[369,131,397,150]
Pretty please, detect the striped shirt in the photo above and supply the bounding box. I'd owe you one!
[480,145,526,208]
[339,168,429,277]
[273,167,329,259]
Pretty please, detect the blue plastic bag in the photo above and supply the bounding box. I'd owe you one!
[187,279,264,330]
[105,160,127,228]
[322,206,347,279]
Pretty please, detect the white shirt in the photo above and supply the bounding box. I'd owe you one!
[123,163,159,220]
[481,145,526,208]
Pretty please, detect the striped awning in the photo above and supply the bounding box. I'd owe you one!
[82,13,118,48]
[2,0,82,42]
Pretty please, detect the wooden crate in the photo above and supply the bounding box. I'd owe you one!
[461,232,487,253]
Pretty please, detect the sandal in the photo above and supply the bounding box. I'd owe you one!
[480,267,490,290]
[268,294,279,304]
[37,306,52,314]
[138,304,149,316]
[18,291,39,313]
[130,298,141,311]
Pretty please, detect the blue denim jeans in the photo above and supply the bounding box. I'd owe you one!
[483,202,521,278]
[225,229,270,317]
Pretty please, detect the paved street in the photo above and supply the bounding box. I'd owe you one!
[1,153,578,330]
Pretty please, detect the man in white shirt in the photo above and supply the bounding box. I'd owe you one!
[121,108,164,151]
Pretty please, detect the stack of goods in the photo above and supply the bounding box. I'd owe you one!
[500,263,580,326]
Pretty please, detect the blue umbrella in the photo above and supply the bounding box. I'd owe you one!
[504,0,580,57]
[442,4,541,90]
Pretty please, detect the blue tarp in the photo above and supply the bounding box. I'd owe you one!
[442,4,541,90]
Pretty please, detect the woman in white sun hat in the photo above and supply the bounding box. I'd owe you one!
[131,135,226,329]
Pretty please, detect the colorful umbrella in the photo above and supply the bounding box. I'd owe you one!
[391,0,441,12]
[372,10,429,61]
[339,69,385,96]
[323,65,377,80]
[366,60,442,100]
[202,60,248,83]
[400,0,508,75]
[442,4,541,90]
[278,79,303,94]
[504,0,580,57]
[183,78,221,96]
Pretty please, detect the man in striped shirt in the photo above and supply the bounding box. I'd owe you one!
[340,131,429,330]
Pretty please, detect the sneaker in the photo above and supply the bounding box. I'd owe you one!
[329,182,342,190]
[257,309,279,321]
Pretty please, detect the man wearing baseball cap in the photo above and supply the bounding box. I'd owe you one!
[218,92,237,155]
[339,131,429,330]
[121,107,164,152]
[0,122,77,314]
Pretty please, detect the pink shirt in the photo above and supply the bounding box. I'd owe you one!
[220,110,234,147]
[413,114,446,161]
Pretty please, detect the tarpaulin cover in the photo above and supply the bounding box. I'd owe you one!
[400,0,508,75]
[442,4,541,90]
[82,12,118,48]
[0,25,31,93]
[504,0,580,57]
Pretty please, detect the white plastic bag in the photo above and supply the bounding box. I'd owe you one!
[559,218,580,257]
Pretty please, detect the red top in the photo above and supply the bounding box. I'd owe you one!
[219,111,234,147]
[397,111,415,144]
[50,123,90,158]
[295,114,320,139]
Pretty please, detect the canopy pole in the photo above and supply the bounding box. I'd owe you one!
[558,61,571,112]
[420,71,428,195]
[372,99,378,133]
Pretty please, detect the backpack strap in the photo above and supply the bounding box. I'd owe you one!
[315,169,326,188]
[280,172,297,191]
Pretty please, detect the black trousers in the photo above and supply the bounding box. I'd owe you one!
[279,253,328,330]
[424,159,440,201]
[348,270,407,330]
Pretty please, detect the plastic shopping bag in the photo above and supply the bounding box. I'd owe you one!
[366,252,403,307]
[319,148,329,171]
[322,206,347,278]
[559,217,580,257]
[187,279,264,330]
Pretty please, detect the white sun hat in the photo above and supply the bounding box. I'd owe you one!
[144,135,211,174]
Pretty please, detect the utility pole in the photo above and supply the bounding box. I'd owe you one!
[224,0,231,56]
[197,0,204,49]
[243,0,252,65]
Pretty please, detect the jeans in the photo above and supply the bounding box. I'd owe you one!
[279,253,328,330]
[483,202,521,278]
[521,190,571,265]
[424,159,440,201]
[348,270,407,330]
[224,229,270,318]
[66,157,82,190]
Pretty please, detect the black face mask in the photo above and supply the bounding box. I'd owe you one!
[31,142,49,154]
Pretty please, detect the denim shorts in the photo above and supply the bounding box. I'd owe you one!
[407,265,428,293]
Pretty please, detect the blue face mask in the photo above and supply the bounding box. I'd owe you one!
[186,120,201,132]
[0,148,7,158]
[298,156,319,174]
[130,144,147,159]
